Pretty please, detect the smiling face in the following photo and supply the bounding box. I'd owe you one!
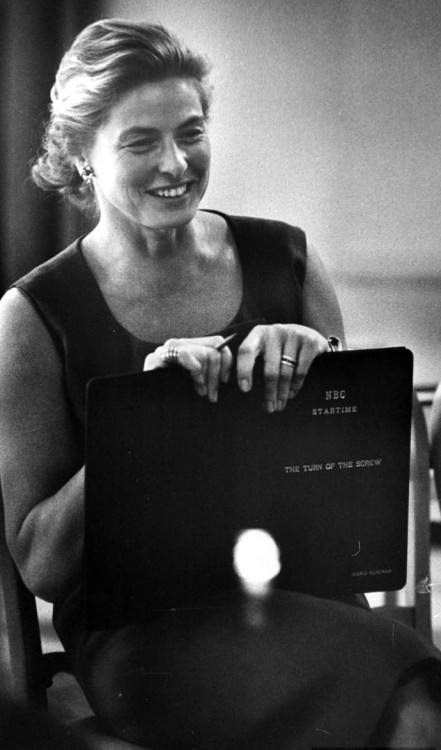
[85,77,211,233]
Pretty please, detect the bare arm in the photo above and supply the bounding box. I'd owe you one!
[0,288,84,602]
[302,243,346,345]
[233,242,346,410]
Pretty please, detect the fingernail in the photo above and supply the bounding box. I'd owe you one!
[240,379,251,392]
[196,385,207,397]
[210,391,218,403]
[265,401,275,413]
[277,400,285,411]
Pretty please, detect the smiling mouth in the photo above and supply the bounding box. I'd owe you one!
[147,183,192,199]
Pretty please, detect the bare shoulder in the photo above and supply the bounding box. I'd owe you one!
[0,287,56,349]
[0,288,62,387]
[0,288,77,506]
[0,285,43,322]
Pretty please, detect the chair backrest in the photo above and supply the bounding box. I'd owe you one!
[430,382,441,499]
[0,492,70,708]
[377,391,432,639]
[408,390,433,639]
[0,502,153,750]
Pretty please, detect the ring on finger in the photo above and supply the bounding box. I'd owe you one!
[162,346,181,364]
[280,354,297,369]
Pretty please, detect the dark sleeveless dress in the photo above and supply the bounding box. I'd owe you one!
[13,212,441,749]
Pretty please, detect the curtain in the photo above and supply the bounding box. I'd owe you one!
[0,0,102,292]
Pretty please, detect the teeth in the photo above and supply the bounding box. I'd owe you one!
[152,184,188,198]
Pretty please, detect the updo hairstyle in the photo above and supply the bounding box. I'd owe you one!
[31,18,212,213]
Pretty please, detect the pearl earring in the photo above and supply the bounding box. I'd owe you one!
[81,164,94,182]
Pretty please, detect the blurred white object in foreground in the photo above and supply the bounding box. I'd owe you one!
[233,529,281,627]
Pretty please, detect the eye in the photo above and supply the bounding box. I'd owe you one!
[178,128,206,144]
[125,139,158,153]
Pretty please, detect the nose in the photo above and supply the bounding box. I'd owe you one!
[157,139,187,178]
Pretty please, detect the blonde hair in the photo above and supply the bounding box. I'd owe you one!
[31,18,212,214]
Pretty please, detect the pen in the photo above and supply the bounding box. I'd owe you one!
[215,333,238,351]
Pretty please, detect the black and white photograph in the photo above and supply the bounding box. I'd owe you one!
[1,1,441,747]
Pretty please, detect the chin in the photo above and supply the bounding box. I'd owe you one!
[145,205,200,230]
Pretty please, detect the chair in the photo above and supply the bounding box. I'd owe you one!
[430,381,441,502]
[371,390,432,640]
[0,500,148,749]
[0,390,435,748]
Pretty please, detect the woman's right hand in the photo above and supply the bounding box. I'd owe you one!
[143,335,234,403]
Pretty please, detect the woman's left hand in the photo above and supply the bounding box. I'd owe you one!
[236,324,329,413]
[143,335,234,403]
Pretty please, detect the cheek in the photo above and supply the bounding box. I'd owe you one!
[106,163,151,194]
[193,145,211,177]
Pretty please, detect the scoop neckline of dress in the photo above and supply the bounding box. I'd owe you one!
[76,209,245,348]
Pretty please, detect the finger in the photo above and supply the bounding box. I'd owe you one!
[175,335,225,348]
[143,350,167,371]
[161,336,228,394]
[175,348,208,396]
[289,335,328,398]
[277,354,298,409]
[219,346,234,383]
[236,326,265,393]
[205,349,222,402]
[289,359,308,398]
[261,334,284,413]
[144,344,180,371]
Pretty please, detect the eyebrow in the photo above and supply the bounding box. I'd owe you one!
[117,116,206,144]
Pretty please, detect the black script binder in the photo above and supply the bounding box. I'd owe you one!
[84,347,413,629]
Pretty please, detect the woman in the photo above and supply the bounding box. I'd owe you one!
[0,18,440,748]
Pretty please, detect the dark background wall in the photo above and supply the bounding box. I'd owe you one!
[0,0,100,288]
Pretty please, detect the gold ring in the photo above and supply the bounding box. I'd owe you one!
[280,355,297,369]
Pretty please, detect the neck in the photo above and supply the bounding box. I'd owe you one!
[88,213,203,261]
[81,211,217,292]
